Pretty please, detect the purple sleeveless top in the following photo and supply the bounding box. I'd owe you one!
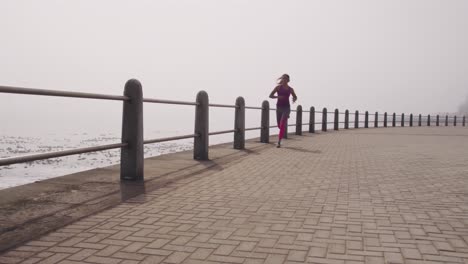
[277,86,291,107]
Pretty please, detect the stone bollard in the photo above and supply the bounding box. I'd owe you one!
[392,113,396,127]
[418,114,422,126]
[345,110,349,129]
[384,112,387,127]
[309,106,315,133]
[194,91,209,160]
[234,97,245,149]
[355,110,359,128]
[410,114,413,127]
[365,111,369,128]
[121,79,144,181]
[401,113,405,127]
[296,105,302,135]
[322,108,327,132]
[427,115,431,126]
[261,100,269,143]
[334,109,339,131]
[374,112,378,127]
[374,112,379,127]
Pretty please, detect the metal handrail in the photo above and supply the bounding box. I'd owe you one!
[144,134,198,144]
[209,129,237,136]
[0,85,129,101]
[2,83,464,171]
[245,127,262,131]
[0,142,127,166]
[143,98,198,106]
[209,103,237,108]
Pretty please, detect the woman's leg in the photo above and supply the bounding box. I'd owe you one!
[278,113,287,140]
[276,109,281,128]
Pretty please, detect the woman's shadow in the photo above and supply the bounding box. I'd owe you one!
[281,146,322,154]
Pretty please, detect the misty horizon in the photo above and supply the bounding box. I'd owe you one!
[1,0,468,136]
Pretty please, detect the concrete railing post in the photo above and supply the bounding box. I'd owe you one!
[392,113,396,127]
[427,115,431,126]
[194,91,209,160]
[309,107,315,133]
[365,111,369,128]
[121,79,144,181]
[454,116,457,126]
[436,115,440,126]
[445,115,448,126]
[401,113,405,127]
[296,105,303,135]
[418,114,422,126]
[322,108,327,132]
[410,114,413,127]
[374,112,378,127]
[334,109,339,131]
[260,100,269,143]
[355,111,359,128]
[384,112,387,127]
[234,97,245,149]
[345,110,349,129]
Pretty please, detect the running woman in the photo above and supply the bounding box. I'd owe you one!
[269,74,298,148]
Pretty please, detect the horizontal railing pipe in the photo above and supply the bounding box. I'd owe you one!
[143,98,198,106]
[2,79,463,184]
[209,129,237,136]
[0,85,129,101]
[245,127,262,132]
[0,143,127,167]
[209,103,237,108]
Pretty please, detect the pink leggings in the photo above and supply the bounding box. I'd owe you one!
[278,116,287,140]
[276,106,291,141]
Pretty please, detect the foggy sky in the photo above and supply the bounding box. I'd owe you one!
[1,0,468,135]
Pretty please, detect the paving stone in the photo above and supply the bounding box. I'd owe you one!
[1,128,467,264]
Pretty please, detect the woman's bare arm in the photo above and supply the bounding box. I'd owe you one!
[291,88,298,103]
[269,86,279,99]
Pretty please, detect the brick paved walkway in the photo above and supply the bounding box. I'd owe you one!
[1,127,467,264]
